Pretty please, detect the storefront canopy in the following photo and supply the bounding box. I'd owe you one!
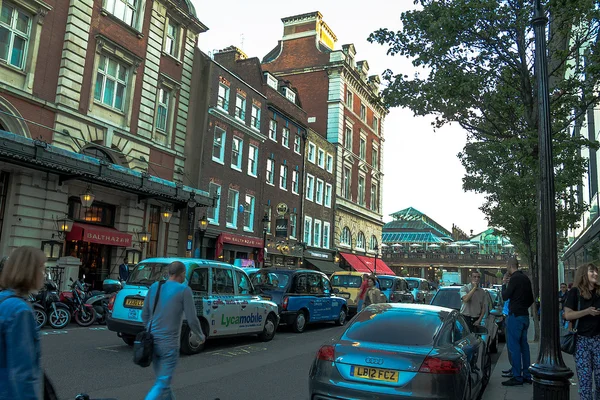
[66,222,132,247]
[340,252,373,274]
[356,256,395,276]
[0,130,213,209]
[305,259,343,275]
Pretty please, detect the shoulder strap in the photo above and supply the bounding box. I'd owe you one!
[574,288,581,331]
[148,281,165,333]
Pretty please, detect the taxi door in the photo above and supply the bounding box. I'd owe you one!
[209,266,239,336]
[234,269,263,334]
[307,272,330,321]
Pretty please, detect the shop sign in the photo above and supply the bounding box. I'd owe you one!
[276,203,288,216]
[275,218,288,238]
[220,233,263,248]
[305,250,332,261]
[84,231,131,246]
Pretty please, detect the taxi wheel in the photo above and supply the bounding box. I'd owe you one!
[258,314,277,342]
[292,311,307,333]
[180,323,205,355]
[121,335,135,347]
[334,307,347,326]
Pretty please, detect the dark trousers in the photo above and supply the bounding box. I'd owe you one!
[507,314,531,382]
[462,315,479,332]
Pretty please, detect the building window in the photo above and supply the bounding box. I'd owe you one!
[359,137,366,160]
[231,136,243,170]
[324,183,332,208]
[155,88,169,132]
[280,164,288,190]
[306,174,314,201]
[343,167,351,199]
[373,116,379,134]
[294,134,301,154]
[284,87,296,103]
[304,216,312,245]
[0,2,30,70]
[243,194,254,232]
[372,146,379,170]
[282,127,290,148]
[360,104,366,121]
[356,232,366,250]
[266,73,278,89]
[314,220,322,248]
[326,154,333,173]
[217,83,229,110]
[226,188,239,228]
[207,183,221,224]
[104,0,137,27]
[94,55,128,111]
[269,120,277,141]
[235,95,246,120]
[308,142,316,163]
[251,105,260,130]
[247,144,258,177]
[346,90,353,108]
[371,183,378,212]
[358,175,365,206]
[212,126,226,163]
[344,127,352,151]
[68,197,115,226]
[370,235,378,251]
[292,170,299,194]
[316,179,324,205]
[341,227,351,247]
[147,205,160,258]
[266,159,274,185]
[265,207,272,234]
[165,19,179,57]
[289,213,297,239]
[323,222,330,249]
[317,149,325,169]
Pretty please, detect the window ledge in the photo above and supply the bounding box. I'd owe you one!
[248,173,257,178]
[0,61,26,76]
[243,227,254,233]
[266,182,275,187]
[279,187,288,191]
[251,125,260,132]
[235,116,246,123]
[308,159,315,164]
[292,191,299,196]
[269,136,277,142]
[100,9,144,39]
[209,220,219,226]
[283,144,290,149]
[212,158,225,165]
[231,165,243,172]
[93,100,126,115]
[161,51,182,66]
[294,150,301,155]
[226,223,237,230]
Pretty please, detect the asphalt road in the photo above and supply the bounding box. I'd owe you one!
[40,323,505,400]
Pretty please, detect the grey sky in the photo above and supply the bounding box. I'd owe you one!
[191,0,489,235]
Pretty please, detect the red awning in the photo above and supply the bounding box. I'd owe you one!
[340,252,373,274]
[66,223,133,247]
[356,255,395,275]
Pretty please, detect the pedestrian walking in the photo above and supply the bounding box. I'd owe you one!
[459,270,487,332]
[0,246,47,400]
[363,275,386,307]
[142,261,205,400]
[119,257,130,281]
[356,274,370,312]
[563,263,600,400]
[501,257,534,386]
[501,273,513,378]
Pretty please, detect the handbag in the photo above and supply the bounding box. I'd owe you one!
[133,280,165,367]
[560,289,580,355]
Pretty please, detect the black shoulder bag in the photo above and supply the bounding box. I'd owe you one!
[133,281,165,367]
[560,289,580,355]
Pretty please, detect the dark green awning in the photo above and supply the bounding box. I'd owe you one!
[306,259,343,275]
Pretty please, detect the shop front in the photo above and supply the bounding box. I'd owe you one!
[303,249,341,275]
[339,252,395,275]
[264,236,303,268]
[215,233,263,266]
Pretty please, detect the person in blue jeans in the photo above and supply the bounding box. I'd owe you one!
[563,263,600,400]
[501,258,534,386]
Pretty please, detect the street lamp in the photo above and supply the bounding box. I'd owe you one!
[374,243,379,275]
[197,215,208,258]
[137,228,151,253]
[161,208,173,224]
[529,0,573,398]
[79,186,95,209]
[262,213,270,268]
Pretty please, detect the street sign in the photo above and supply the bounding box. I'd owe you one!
[276,203,288,216]
[186,239,192,251]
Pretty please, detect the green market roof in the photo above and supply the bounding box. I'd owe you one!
[383,232,446,244]
[385,207,453,240]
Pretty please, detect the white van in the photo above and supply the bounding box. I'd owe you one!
[106,258,279,354]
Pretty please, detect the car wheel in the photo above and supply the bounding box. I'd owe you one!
[258,313,277,342]
[292,310,307,333]
[481,351,492,390]
[489,334,498,354]
[180,322,206,355]
[334,307,347,326]
[121,335,135,347]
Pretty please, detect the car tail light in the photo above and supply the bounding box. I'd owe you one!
[282,296,289,311]
[108,294,116,313]
[390,294,395,301]
[316,345,335,362]
[419,356,462,374]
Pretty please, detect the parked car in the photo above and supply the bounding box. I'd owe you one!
[107,258,279,354]
[329,271,366,315]
[405,277,436,303]
[430,286,500,353]
[251,268,348,333]
[377,275,413,303]
[309,303,491,400]
[484,288,505,342]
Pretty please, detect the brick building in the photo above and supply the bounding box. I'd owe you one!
[262,11,387,270]
[0,0,212,288]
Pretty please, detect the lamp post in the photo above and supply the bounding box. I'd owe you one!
[529,0,573,397]
[262,213,270,268]
[138,228,151,257]
[374,243,379,275]
[197,215,208,258]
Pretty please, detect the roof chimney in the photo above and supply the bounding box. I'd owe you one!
[281,11,337,50]
[213,46,247,67]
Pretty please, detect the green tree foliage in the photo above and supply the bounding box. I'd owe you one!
[369,0,600,339]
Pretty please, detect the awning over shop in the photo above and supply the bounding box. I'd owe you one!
[305,259,343,275]
[356,256,395,276]
[340,252,373,274]
[66,223,132,247]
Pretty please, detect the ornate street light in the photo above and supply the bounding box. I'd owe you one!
[261,213,270,268]
[161,208,173,224]
[196,214,208,258]
[137,228,151,252]
[79,186,95,208]
[373,243,379,275]
[55,216,73,240]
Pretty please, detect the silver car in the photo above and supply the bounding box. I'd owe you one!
[309,304,491,400]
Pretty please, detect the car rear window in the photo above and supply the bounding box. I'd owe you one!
[128,263,169,286]
[407,280,419,289]
[343,307,443,346]
[379,278,393,289]
[331,275,362,288]
[431,289,461,310]
[251,271,290,289]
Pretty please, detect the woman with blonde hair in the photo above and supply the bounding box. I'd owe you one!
[0,246,47,400]
[564,263,600,400]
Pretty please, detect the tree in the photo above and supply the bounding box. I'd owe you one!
[369,0,600,340]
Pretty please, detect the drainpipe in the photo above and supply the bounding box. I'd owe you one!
[298,128,308,265]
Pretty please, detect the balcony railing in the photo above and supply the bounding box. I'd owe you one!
[382,251,517,266]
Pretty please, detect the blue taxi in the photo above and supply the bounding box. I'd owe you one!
[250,268,348,333]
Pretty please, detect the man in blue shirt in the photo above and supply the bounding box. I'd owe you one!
[119,257,129,281]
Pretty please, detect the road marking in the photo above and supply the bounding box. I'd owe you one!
[40,330,68,336]
[208,344,267,358]
[96,345,121,353]
[89,327,108,331]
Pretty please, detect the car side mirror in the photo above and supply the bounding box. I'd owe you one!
[332,288,340,294]
[472,325,488,335]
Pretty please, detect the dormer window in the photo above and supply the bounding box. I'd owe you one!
[265,73,278,90]
[283,87,296,103]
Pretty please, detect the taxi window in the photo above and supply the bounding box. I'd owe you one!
[294,274,309,294]
[308,273,323,295]
[321,276,331,295]
[189,268,208,294]
[331,275,362,288]
[379,278,393,290]
[234,270,251,295]
[420,281,429,290]
[212,268,235,294]
[128,262,169,285]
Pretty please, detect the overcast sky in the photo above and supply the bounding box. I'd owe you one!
[191,0,490,235]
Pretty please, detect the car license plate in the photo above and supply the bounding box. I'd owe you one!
[351,366,398,383]
[125,298,144,308]
[261,295,272,301]
[127,308,138,320]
